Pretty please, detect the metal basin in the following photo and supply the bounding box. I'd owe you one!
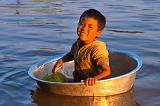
[28,50,142,96]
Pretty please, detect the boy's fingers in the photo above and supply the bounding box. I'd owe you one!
[85,78,89,86]
[90,78,94,86]
[90,78,96,86]
[52,67,56,73]
[84,78,93,86]
[52,64,58,73]
[92,78,95,85]
[85,78,97,86]
[61,65,64,71]
[52,62,63,73]
[53,65,59,71]
[88,78,91,86]
[91,78,95,86]
[52,59,63,73]
[94,78,97,84]
[81,80,84,83]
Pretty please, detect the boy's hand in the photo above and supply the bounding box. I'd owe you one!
[84,77,97,86]
[52,59,63,73]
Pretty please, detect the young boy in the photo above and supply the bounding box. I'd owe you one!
[52,9,110,86]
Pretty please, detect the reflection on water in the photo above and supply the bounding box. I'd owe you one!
[31,87,139,106]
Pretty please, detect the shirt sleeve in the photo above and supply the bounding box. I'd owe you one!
[70,39,79,56]
[70,43,75,56]
[92,44,109,66]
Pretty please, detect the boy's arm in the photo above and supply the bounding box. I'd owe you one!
[85,56,110,86]
[85,63,110,86]
[94,63,110,80]
[52,52,73,73]
[85,43,110,86]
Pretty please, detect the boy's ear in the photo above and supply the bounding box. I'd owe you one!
[96,31,102,37]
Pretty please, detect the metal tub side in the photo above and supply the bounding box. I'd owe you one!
[36,72,136,96]
[28,50,142,96]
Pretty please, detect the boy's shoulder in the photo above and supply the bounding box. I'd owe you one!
[92,40,107,47]
[72,39,107,48]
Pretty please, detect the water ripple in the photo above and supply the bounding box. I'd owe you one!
[108,29,144,34]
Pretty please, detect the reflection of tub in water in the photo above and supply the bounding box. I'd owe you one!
[31,87,139,106]
[28,50,142,96]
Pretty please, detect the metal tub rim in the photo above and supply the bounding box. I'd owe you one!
[28,49,142,84]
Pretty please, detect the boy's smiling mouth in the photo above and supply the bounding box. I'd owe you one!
[79,31,88,36]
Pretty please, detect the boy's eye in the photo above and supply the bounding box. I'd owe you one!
[89,25,93,29]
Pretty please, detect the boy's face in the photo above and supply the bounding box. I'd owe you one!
[77,17,102,44]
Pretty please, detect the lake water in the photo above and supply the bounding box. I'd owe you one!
[0,0,160,106]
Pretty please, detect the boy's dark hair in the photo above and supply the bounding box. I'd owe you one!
[79,9,106,31]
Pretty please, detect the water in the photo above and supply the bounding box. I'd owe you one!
[0,0,160,106]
